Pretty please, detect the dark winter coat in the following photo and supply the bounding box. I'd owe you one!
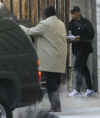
[68,16,95,53]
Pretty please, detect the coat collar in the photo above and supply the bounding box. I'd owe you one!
[40,16,58,24]
[46,16,58,21]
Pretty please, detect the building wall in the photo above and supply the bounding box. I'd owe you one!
[96,0,100,92]
[3,0,67,25]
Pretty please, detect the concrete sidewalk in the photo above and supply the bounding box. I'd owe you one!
[13,85,100,118]
[39,85,100,116]
[59,116,100,118]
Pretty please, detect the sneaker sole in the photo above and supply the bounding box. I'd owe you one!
[68,93,82,97]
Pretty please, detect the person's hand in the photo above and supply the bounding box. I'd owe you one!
[75,35,80,40]
[19,24,29,34]
[66,35,76,40]
[19,24,26,29]
[68,35,80,43]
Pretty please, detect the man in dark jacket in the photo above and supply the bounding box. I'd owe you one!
[68,6,95,96]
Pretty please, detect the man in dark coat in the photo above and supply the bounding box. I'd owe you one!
[68,6,95,96]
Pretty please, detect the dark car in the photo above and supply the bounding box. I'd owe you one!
[0,18,43,118]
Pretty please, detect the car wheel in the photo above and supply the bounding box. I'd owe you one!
[0,104,12,118]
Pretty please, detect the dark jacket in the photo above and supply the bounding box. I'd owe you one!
[68,16,95,53]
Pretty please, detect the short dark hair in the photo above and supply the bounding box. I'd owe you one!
[44,6,56,18]
[71,6,80,14]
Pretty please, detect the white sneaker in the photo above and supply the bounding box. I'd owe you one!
[68,89,81,96]
[84,89,95,96]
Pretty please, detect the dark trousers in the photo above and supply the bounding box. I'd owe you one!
[42,72,61,112]
[73,49,92,91]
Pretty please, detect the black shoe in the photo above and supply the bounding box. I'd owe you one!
[48,108,61,112]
